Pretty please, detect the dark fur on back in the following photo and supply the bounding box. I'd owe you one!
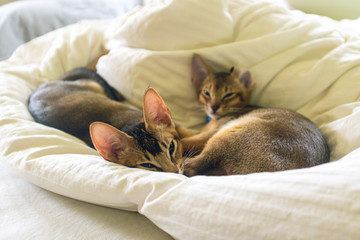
[28,68,141,148]
[59,67,124,101]
[28,69,182,173]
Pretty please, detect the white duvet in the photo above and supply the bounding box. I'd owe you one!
[1,0,360,239]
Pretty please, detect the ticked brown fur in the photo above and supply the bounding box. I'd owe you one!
[182,54,330,176]
[28,67,182,173]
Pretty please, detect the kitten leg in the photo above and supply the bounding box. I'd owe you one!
[175,124,197,139]
[183,132,232,176]
[181,119,220,155]
[181,132,213,156]
[183,148,221,177]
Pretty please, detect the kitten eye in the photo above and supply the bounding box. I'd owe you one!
[169,141,175,155]
[140,163,157,169]
[202,90,210,97]
[223,92,235,100]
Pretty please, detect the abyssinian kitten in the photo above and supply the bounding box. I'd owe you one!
[182,54,330,176]
[28,67,182,173]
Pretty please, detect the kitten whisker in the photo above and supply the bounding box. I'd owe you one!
[182,144,199,159]
[185,53,330,176]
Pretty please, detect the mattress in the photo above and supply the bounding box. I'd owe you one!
[1,0,360,239]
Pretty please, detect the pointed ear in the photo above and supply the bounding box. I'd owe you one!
[230,66,253,90]
[191,54,211,89]
[143,88,173,130]
[89,122,131,163]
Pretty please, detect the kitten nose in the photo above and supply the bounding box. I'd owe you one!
[211,105,219,113]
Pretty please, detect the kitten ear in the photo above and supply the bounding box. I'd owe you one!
[143,88,173,130]
[90,122,131,163]
[191,54,211,89]
[230,66,253,90]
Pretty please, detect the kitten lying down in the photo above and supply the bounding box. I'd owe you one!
[28,56,329,176]
[181,54,330,176]
[28,67,183,173]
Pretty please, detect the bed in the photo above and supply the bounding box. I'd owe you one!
[1,0,360,239]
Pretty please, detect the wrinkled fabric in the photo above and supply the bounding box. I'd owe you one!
[1,0,360,239]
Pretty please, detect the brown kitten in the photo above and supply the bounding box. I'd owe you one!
[182,54,330,176]
[28,67,182,173]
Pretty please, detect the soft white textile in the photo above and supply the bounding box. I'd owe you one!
[1,0,360,239]
[288,0,360,20]
[0,0,141,60]
[0,160,172,240]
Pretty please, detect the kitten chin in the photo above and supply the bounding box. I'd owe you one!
[29,68,183,173]
[181,54,330,176]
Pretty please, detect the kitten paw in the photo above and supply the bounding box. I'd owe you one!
[183,161,198,177]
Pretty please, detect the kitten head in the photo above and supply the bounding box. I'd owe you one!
[89,88,182,173]
[191,54,255,120]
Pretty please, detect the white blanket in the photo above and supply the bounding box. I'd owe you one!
[0,160,172,239]
[1,0,360,239]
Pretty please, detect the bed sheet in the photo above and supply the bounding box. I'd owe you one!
[1,0,360,239]
[0,160,172,240]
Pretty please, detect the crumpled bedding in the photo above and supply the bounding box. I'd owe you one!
[0,160,172,240]
[0,0,141,60]
[1,0,360,239]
